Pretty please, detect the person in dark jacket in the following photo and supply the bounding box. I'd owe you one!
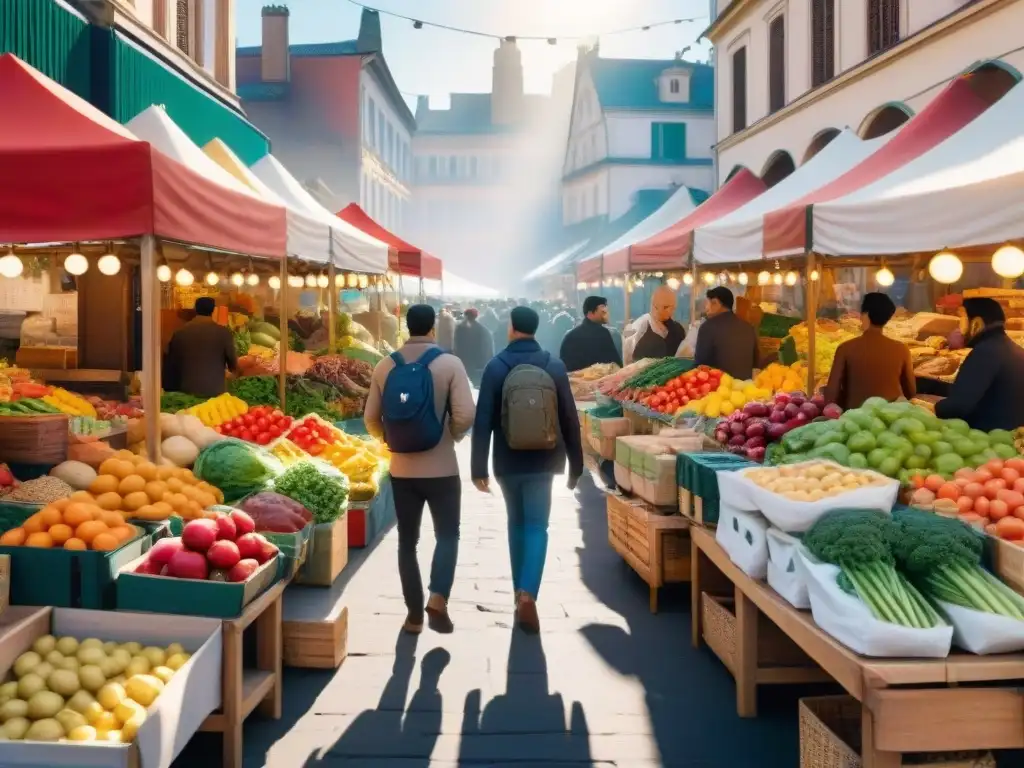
[164,297,237,397]
[694,286,760,380]
[623,285,686,362]
[558,295,623,372]
[471,306,583,634]
[454,308,494,385]
[935,298,1024,431]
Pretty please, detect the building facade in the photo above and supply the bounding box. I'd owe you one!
[561,48,716,228]
[236,6,414,233]
[708,0,1022,187]
[1,0,268,162]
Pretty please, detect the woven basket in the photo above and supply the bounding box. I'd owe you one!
[758,336,783,360]
[662,530,690,582]
[702,592,737,670]
[0,414,69,465]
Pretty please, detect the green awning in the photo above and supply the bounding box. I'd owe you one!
[0,0,90,98]
[109,32,270,165]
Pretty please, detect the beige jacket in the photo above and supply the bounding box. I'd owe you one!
[364,337,476,478]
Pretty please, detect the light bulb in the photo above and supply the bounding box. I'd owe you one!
[928,251,963,285]
[992,245,1024,279]
[0,251,24,279]
[205,271,220,286]
[336,274,346,288]
[64,252,89,276]
[230,272,244,287]
[612,278,624,288]
[702,272,715,285]
[97,253,120,276]
[174,268,194,286]
[875,267,895,287]
[784,271,798,287]
[772,272,783,285]
[246,273,259,287]
[268,275,281,290]
[757,271,770,286]
[738,272,748,285]
[682,273,693,286]
[358,274,369,289]
[288,275,304,288]
[810,269,820,282]
[316,274,329,289]
[666,277,680,290]
[157,264,172,282]
[305,274,317,288]
[633,277,643,288]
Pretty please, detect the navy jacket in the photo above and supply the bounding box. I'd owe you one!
[934,326,1024,431]
[471,339,584,480]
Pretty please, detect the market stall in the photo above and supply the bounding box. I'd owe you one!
[336,203,442,283]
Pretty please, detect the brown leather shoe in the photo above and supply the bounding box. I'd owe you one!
[516,593,540,634]
[426,593,454,634]
[403,612,423,635]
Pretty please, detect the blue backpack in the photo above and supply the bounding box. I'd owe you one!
[381,347,448,453]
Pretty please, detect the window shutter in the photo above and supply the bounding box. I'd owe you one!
[732,47,747,133]
[811,0,835,88]
[769,16,786,113]
[650,124,662,159]
[868,0,900,55]
[176,0,190,55]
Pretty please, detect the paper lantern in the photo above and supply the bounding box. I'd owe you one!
[992,245,1024,279]
[772,272,783,285]
[157,264,172,282]
[784,271,798,287]
[305,274,317,288]
[97,253,121,276]
[875,267,895,287]
[64,252,89,276]
[358,274,369,289]
[246,273,260,287]
[230,272,244,287]
[268,275,281,290]
[316,274,329,289]
[665,277,680,290]
[288,275,304,288]
[0,251,24,279]
[205,271,220,286]
[928,252,963,284]
[702,272,715,285]
[174,269,194,286]
[737,272,748,285]
[682,273,693,286]
[810,269,820,282]
[757,271,770,286]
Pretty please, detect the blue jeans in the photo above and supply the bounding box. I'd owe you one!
[497,473,553,599]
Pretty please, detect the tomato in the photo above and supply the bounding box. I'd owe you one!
[255,417,269,431]
[242,413,256,427]
[668,399,680,412]
[680,395,689,406]
[307,443,325,456]
[239,428,254,442]
[268,425,282,438]
[255,431,272,445]
[271,409,284,420]
[696,371,709,382]
[293,427,310,440]
[699,383,712,396]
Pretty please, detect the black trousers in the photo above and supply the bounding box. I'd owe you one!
[391,476,462,619]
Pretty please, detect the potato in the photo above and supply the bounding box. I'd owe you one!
[44,650,64,667]
[78,665,106,693]
[77,647,105,667]
[89,709,118,731]
[142,647,166,668]
[78,638,103,652]
[25,718,64,742]
[55,708,88,734]
[47,669,80,697]
[3,716,29,740]
[121,710,146,742]
[109,649,131,673]
[55,636,79,656]
[151,666,175,684]
[97,682,125,711]
[58,656,80,672]
[17,673,45,700]
[124,674,163,708]
[120,642,142,656]
[31,635,56,657]
[66,690,97,715]
[27,691,64,720]
[0,698,28,723]
[126,657,151,677]
[0,681,18,704]
[165,643,185,657]
[32,662,53,682]
[67,724,97,741]
[102,642,118,655]
[113,697,145,726]
[100,658,121,679]
[13,652,41,679]
[165,653,190,671]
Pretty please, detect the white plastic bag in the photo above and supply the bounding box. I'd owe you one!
[938,601,1024,655]
[766,528,810,609]
[795,550,952,658]
[716,468,758,513]
[716,503,769,580]
[677,320,701,357]
[730,461,900,533]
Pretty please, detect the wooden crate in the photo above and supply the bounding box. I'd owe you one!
[283,604,348,669]
[295,516,349,587]
[990,536,1024,595]
[680,493,716,528]
[702,593,818,675]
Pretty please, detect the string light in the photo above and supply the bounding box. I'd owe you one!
[737,272,748,286]
[175,268,194,287]
[875,267,895,287]
[666,277,680,291]
[358,274,370,289]
[157,264,172,283]
[928,251,963,284]
[305,274,318,288]
[246,273,260,287]
[288,275,304,289]
[772,272,783,286]
[230,272,244,287]
[64,250,88,276]
[97,248,121,276]
[268,275,281,290]
[316,273,329,289]
[205,271,220,286]
[0,249,23,279]
[757,271,770,286]
[810,269,820,282]
[682,273,693,286]
[784,271,798,287]
[992,245,1024,279]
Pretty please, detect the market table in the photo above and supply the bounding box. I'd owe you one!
[690,526,1024,768]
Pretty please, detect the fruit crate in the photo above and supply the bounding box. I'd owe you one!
[294,515,348,587]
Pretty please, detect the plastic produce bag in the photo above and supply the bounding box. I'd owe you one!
[795,550,953,658]
[677,320,701,357]
[726,461,899,533]
[716,503,769,580]
[937,601,1024,655]
[766,528,810,609]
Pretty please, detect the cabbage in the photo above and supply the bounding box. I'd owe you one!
[193,438,283,502]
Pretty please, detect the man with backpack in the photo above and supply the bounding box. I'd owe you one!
[470,306,583,633]
[364,304,476,635]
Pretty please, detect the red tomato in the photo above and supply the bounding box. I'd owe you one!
[997,489,1024,511]
[242,413,256,427]
[239,428,254,442]
[255,417,269,431]
[1013,478,1024,494]
[699,384,712,396]
[974,496,991,517]
[1005,457,1024,475]
[985,478,1008,499]
[293,427,310,439]
[255,431,272,445]
[307,443,325,456]
[986,459,1006,476]
[214,425,223,434]
[680,396,690,406]
[668,400,680,412]
[696,371,709,383]
[989,499,1010,521]
[268,425,282,438]
[956,496,975,513]
[1002,468,1022,486]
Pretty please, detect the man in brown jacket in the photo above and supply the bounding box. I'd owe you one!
[824,292,916,409]
[164,297,237,398]
[364,304,476,635]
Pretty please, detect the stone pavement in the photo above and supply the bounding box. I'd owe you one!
[178,441,812,767]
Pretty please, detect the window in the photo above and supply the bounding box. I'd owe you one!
[651,122,687,161]
[768,16,786,113]
[731,47,747,133]
[669,78,680,94]
[868,0,900,55]
[811,0,835,87]
[468,156,478,178]
[428,156,438,179]
[448,156,457,177]
[175,0,191,55]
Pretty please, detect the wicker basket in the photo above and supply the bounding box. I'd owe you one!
[0,414,69,465]
[662,529,690,582]
[799,696,997,768]
[758,336,783,361]
[703,593,814,671]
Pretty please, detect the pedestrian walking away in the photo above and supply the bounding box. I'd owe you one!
[454,307,495,386]
[364,304,476,635]
[471,305,583,634]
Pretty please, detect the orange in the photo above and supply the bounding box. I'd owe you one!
[63,503,96,528]
[75,520,108,544]
[168,493,190,516]
[122,492,149,512]
[109,525,136,543]
[68,490,95,504]
[144,481,168,503]
[39,507,63,528]
[0,527,26,546]
[51,497,71,511]
[22,513,45,535]
[64,537,87,551]
[156,466,176,481]
[165,478,184,494]
[48,524,73,546]
[90,532,119,552]
[25,532,53,548]
[89,475,119,496]
[118,475,146,496]
[134,462,157,482]
[151,501,173,518]
[98,511,125,528]
[95,492,123,511]
[114,449,136,461]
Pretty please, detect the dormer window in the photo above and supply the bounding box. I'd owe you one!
[660,69,690,102]
[670,79,680,94]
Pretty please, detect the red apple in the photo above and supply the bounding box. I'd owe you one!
[214,514,237,541]
[255,537,278,565]
[229,509,256,536]
[148,537,185,566]
[135,558,163,575]
[207,540,241,570]
[235,533,265,561]
[227,559,259,583]
[168,549,209,580]
[182,519,218,553]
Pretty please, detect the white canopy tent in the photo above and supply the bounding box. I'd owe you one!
[523,240,590,282]
[250,153,389,273]
[692,129,894,264]
[811,81,1024,256]
[401,270,501,299]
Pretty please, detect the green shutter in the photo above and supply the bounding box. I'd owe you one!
[663,123,687,161]
[650,123,662,159]
[109,33,270,165]
[0,0,91,98]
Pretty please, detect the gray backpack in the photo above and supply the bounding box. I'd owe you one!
[501,357,559,450]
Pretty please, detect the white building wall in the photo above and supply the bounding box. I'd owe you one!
[605,112,716,159]
[713,0,1022,182]
[360,68,412,237]
[608,166,712,219]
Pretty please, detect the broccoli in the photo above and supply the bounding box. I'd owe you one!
[891,507,1024,620]
[803,508,940,628]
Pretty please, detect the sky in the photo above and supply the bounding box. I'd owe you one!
[235,0,714,109]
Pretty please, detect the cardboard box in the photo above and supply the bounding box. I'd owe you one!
[0,606,222,768]
[295,516,348,587]
[116,554,279,619]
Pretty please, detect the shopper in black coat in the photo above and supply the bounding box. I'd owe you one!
[559,296,623,372]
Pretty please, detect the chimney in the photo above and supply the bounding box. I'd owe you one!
[260,5,289,83]
[491,38,524,126]
[416,95,429,118]
[356,8,382,54]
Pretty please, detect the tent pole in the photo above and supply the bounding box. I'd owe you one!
[278,258,288,410]
[327,262,338,354]
[806,252,818,394]
[624,273,632,324]
[419,277,425,302]
[140,235,161,464]
[688,262,698,325]
[374,277,383,343]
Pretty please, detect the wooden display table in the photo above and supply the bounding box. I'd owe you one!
[199,580,285,768]
[690,527,1024,768]
[606,495,690,612]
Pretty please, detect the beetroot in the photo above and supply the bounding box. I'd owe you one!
[728,409,747,423]
[745,421,766,438]
[728,434,746,448]
[822,403,844,419]
[769,408,788,424]
[774,393,791,406]
[730,420,747,436]
[784,417,805,431]
[794,411,810,425]
[745,435,766,450]
[789,391,807,406]
[743,402,769,418]
[766,422,790,441]
[207,540,241,570]
[235,533,265,561]
[783,403,800,419]
[135,559,163,575]
[148,537,184,566]
[182,519,218,553]
[747,446,766,462]
[214,515,237,542]
[227,559,259,583]
[168,549,209,580]
[810,394,826,408]
[228,509,256,536]
[715,429,729,444]
[800,402,821,419]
